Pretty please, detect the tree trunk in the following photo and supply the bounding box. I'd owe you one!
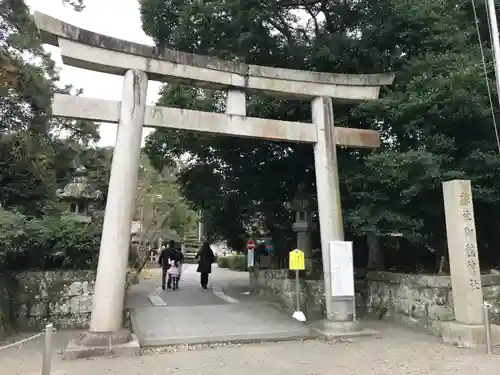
[367,233,384,270]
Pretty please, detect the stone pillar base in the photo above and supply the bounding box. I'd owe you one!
[64,330,140,360]
[310,319,379,340]
[441,321,500,348]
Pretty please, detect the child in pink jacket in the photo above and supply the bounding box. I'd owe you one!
[167,258,182,290]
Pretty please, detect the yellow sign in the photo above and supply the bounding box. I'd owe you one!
[289,249,305,270]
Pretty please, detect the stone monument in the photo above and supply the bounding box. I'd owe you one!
[56,164,102,223]
[34,12,394,357]
[441,179,500,347]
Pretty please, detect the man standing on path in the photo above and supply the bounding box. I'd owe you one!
[158,240,175,290]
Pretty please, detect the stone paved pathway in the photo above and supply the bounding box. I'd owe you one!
[129,264,310,346]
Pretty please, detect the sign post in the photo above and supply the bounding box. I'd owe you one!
[329,241,356,322]
[247,240,255,268]
[289,249,306,322]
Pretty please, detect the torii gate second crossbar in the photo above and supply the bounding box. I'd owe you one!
[33,12,394,357]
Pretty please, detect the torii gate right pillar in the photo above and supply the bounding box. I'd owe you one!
[311,97,377,336]
[312,97,345,318]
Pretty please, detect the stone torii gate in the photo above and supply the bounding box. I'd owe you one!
[34,12,394,357]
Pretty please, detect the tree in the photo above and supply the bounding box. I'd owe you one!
[1,0,102,215]
[141,0,500,271]
[129,154,198,274]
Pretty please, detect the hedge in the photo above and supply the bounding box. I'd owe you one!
[217,254,247,271]
[217,255,230,268]
[0,209,102,271]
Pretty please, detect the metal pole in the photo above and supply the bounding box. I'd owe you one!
[295,270,300,311]
[487,0,500,107]
[352,288,357,323]
[483,303,493,354]
[41,323,53,375]
[198,210,203,242]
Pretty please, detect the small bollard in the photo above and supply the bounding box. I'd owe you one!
[483,303,493,354]
[42,323,53,375]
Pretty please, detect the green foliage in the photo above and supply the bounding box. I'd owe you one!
[62,0,85,11]
[1,0,103,216]
[0,209,101,271]
[135,154,198,239]
[227,255,247,272]
[217,256,230,268]
[130,154,199,273]
[140,0,500,267]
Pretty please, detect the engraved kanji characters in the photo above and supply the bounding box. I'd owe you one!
[464,226,474,238]
[469,278,481,291]
[467,258,478,275]
[460,191,471,206]
[465,243,477,258]
[461,208,473,222]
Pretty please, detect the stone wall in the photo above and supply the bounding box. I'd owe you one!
[366,271,500,335]
[250,269,366,320]
[250,269,500,335]
[0,271,96,333]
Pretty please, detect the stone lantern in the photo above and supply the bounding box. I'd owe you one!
[56,165,103,223]
[290,184,315,270]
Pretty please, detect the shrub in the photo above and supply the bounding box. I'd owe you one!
[0,209,102,271]
[217,256,230,268]
[228,254,246,271]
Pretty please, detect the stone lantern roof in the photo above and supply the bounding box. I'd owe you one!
[56,165,103,202]
[290,183,312,212]
[56,165,103,221]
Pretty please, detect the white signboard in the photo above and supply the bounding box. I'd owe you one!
[329,241,354,297]
[247,250,255,268]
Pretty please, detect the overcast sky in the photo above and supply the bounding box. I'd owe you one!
[25,0,160,147]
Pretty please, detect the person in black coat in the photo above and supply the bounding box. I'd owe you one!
[195,241,215,289]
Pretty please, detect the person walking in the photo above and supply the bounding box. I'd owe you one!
[167,256,182,290]
[196,241,215,289]
[168,245,184,288]
[158,240,175,290]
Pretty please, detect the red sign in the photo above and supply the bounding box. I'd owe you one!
[247,240,255,251]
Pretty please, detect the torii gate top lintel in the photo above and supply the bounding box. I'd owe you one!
[33,12,394,101]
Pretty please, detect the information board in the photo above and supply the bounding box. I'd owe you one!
[289,249,305,270]
[329,241,354,297]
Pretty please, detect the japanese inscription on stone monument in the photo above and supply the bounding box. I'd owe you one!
[459,190,481,291]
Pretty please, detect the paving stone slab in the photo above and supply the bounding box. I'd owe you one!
[132,303,311,347]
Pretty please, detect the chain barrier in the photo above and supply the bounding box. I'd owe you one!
[0,323,55,375]
[0,331,44,351]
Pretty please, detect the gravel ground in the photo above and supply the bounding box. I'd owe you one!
[2,323,500,375]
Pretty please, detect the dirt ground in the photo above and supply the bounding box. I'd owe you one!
[1,322,500,375]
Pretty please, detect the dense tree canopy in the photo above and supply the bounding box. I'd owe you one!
[141,0,500,269]
[1,0,198,270]
[0,0,104,215]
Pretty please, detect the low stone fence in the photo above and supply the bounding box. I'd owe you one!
[0,271,96,334]
[365,271,500,335]
[250,269,500,335]
[249,269,366,320]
